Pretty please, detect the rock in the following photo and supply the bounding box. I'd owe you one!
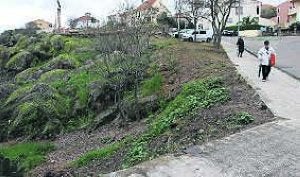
[0,84,15,100]
[88,81,115,112]
[5,51,33,71]
[93,106,118,127]
[45,54,79,70]
[0,46,11,68]
[39,69,68,83]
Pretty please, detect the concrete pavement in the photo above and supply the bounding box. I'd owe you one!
[224,36,300,80]
[102,42,300,177]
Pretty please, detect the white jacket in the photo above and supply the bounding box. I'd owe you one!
[258,47,275,66]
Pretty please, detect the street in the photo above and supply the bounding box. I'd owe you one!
[224,36,300,79]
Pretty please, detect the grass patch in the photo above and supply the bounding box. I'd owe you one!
[0,142,55,171]
[152,38,178,49]
[72,141,124,167]
[123,77,229,167]
[142,73,163,96]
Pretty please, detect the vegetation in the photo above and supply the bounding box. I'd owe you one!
[72,141,124,167]
[0,142,55,171]
[124,78,229,166]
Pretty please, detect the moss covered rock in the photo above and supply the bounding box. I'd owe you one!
[5,51,33,71]
[0,46,11,68]
[44,54,80,70]
[3,83,71,139]
[50,35,65,51]
[15,67,42,83]
[39,69,68,83]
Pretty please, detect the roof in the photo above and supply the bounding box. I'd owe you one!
[137,0,158,11]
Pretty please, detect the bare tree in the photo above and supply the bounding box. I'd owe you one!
[209,0,238,47]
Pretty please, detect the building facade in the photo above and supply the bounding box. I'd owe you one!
[288,0,300,26]
[226,0,262,26]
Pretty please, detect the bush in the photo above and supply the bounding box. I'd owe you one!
[225,24,264,31]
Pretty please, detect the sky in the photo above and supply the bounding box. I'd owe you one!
[0,0,287,32]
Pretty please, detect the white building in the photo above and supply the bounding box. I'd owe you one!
[226,0,262,26]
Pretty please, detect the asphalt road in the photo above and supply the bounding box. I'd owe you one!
[224,36,300,79]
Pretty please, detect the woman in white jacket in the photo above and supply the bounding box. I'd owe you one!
[258,40,275,82]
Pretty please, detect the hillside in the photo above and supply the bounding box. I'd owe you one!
[0,30,274,177]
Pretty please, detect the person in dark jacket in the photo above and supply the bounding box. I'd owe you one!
[236,36,245,58]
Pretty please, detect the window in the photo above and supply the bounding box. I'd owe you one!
[200,31,207,34]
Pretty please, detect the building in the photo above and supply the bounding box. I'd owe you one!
[25,19,53,32]
[108,0,170,26]
[288,0,300,26]
[226,0,262,26]
[136,0,171,23]
[71,13,100,29]
[274,1,290,29]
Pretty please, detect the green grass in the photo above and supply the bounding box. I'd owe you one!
[142,73,163,96]
[72,141,124,167]
[0,142,55,171]
[152,38,178,49]
[123,77,230,167]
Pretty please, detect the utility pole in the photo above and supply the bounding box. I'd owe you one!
[176,0,181,31]
[237,0,241,36]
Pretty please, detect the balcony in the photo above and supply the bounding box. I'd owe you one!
[288,7,297,15]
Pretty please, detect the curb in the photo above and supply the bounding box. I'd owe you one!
[245,48,300,81]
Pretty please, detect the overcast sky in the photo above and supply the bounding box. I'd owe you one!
[0,0,287,32]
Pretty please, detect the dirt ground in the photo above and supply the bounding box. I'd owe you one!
[30,40,274,177]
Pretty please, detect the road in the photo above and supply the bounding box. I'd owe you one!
[224,36,300,80]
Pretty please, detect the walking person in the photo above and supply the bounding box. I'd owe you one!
[236,36,245,58]
[258,40,276,82]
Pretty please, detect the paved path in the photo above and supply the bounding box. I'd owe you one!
[224,36,300,80]
[103,42,300,177]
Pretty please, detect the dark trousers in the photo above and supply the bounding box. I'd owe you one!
[238,49,244,57]
[262,65,271,80]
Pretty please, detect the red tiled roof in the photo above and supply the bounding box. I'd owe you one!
[137,0,158,11]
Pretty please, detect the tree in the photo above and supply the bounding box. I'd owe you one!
[209,0,238,47]
[182,0,210,31]
[157,12,177,32]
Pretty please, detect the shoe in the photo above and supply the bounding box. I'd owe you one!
[262,79,266,82]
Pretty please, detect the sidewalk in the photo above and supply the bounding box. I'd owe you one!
[103,42,300,177]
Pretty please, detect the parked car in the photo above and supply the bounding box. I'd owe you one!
[222,30,238,36]
[181,30,213,42]
[172,29,192,38]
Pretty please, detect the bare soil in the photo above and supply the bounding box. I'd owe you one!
[30,40,274,177]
